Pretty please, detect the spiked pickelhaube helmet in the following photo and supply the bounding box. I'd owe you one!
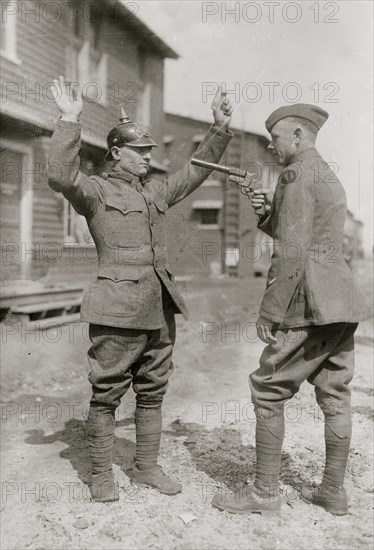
[105,107,158,160]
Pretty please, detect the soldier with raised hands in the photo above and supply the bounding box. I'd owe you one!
[48,76,233,502]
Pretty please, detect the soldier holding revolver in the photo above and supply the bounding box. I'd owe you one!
[213,104,371,515]
[47,76,233,502]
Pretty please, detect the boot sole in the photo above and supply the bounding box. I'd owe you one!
[300,495,348,516]
[91,495,119,503]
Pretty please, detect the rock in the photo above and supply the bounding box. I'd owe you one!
[72,519,89,529]
[147,507,158,518]
[179,512,197,524]
[99,527,116,539]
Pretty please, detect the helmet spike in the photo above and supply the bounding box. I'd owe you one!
[119,105,131,124]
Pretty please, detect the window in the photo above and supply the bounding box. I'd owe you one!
[67,4,108,105]
[64,203,94,246]
[1,0,21,63]
[192,200,223,230]
[138,82,151,126]
[90,16,101,50]
[63,159,96,247]
[138,46,151,126]
[199,209,220,225]
[72,2,82,38]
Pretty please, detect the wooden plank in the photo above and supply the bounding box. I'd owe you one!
[0,286,84,309]
[6,312,82,331]
[12,297,82,314]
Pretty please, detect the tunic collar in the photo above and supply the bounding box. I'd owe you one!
[105,166,144,191]
[289,147,319,164]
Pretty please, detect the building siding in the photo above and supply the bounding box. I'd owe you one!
[1,0,172,286]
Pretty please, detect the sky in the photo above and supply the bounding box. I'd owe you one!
[128,0,373,253]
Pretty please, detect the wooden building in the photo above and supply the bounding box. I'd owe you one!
[1,0,364,311]
[1,0,177,287]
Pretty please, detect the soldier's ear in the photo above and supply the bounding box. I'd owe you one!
[111,146,121,161]
[294,128,302,143]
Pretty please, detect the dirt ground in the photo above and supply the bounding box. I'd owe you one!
[1,261,373,550]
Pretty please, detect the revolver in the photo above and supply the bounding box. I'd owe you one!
[190,158,266,216]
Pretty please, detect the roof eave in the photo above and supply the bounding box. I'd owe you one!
[114,1,179,59]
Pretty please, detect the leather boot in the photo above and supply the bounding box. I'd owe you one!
[90,471,119,503]
[128,404,182,495]
[128,464,182,495]
[212,483,281,515]
[301,415,350,515]
[301,485,348,515]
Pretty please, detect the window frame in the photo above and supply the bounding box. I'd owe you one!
[63,201,96,248]
[63,156,98,248]
[0,138,33,278]
[0,0,21,65]
[192,199,223,230]
[67,4,108,107]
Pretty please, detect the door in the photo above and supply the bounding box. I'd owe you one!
[0,140,33,281]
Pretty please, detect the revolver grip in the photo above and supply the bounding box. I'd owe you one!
[249,180,266,217]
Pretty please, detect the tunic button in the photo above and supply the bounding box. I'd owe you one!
[114,275,119,281]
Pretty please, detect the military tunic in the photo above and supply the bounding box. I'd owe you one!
[257,147,370,328]
[47,119,232,407]
[48,119,232,329]
[251,147,371,424]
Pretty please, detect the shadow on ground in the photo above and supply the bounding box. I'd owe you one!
[24,416,136,487]
[165,419,307,493]
[23,415,325,495]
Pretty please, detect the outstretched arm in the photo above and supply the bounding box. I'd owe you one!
[47,77,103,217]
[165,93,233,207]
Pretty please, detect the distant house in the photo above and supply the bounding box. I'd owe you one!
[164,113,280,278]
[1,0,177,285]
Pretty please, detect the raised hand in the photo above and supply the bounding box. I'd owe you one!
[50,76,83,121]
[212,92,233,129]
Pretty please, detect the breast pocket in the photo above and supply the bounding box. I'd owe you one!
[93,266,141,317]
[104,196,144,249]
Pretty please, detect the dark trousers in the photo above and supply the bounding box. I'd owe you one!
[87,308,176,409]
[250,322,358,438]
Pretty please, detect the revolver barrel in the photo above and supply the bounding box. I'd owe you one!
[191,158,246,179]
